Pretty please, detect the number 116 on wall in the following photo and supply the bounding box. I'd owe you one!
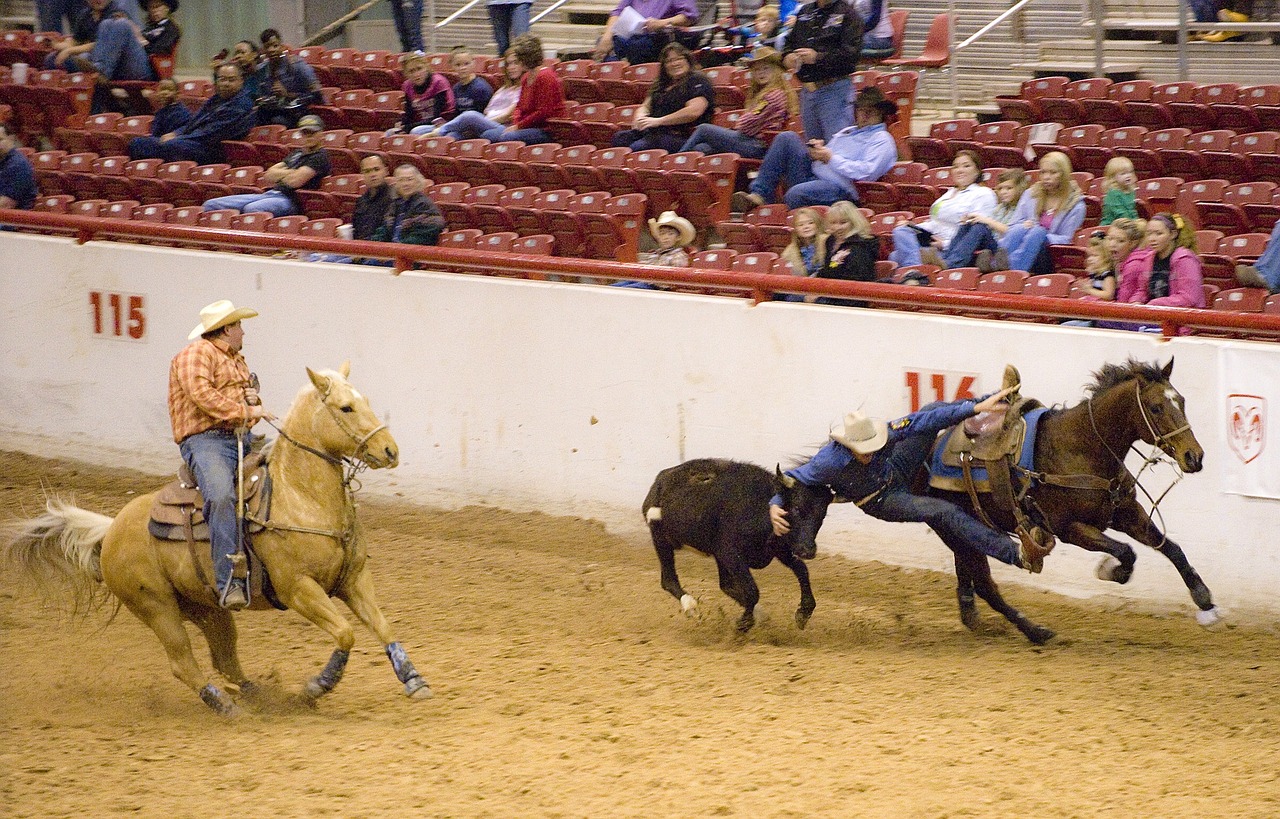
[89,291,146,341]
[903,368,979,413]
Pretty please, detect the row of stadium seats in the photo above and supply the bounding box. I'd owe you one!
[995,77,1280,133]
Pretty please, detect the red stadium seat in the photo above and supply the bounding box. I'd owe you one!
[266,214,309,234]
[440,228,482,249]
[688,249,738,270]
[978,270,1028,293]
[476,230,518,254]
[995,76,1069,126]
[1212,287,1267,313]
[512,233,555,256]
[935,267,980,290]
[1082,80,1153,130]
[1023,272,1074,298]
[1040,77,1112,128]
[906,119,974,168]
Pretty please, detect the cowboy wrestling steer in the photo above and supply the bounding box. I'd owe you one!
[642,459,833,632]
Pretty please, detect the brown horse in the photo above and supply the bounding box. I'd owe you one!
[3,363,431,715]
[925,358,1214,644]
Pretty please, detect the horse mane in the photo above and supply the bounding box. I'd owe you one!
[1086,358,1167,398]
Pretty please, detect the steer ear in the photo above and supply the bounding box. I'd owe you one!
[775,464,796,489]
[1161,357,1174,380]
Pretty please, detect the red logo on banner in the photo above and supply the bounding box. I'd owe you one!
[1227,394,1266,464]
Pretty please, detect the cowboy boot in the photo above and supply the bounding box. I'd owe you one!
[1001,363,1022,403]
[1017,526,1055,574]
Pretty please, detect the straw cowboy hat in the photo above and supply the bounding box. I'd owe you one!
[648,211,696,247]
[831,410,889,454]
[189,299,258,340]
[745,47,785,70]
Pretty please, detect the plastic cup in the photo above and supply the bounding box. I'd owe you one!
[337,224,354,240]
[11,62,28,85]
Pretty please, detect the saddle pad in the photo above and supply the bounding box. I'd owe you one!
[151,465,268,528]
[928,407,1048,492]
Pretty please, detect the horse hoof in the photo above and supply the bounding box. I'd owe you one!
[1025,625,1056,645]
[735,614,756,633]
[405,677,433,699]
[794,609,812,630]
[959,607,982,632]
[680,594,698,615]
[1195,606,1222,627]
[1095,555,1125,582]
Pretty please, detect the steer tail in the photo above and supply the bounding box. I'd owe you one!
[3,498,115,615]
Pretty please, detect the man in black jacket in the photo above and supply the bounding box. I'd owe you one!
[129,63,254,163]
[784,0,863,141]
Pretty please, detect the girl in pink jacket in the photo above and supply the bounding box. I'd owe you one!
[1117,212,1206,309]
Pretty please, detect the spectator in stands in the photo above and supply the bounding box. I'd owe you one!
[613,210,696,287]
[731,86,897,212]
[720,6,785,53]
[817,199,879,306]
[943,167,1028,270]
[393,52,454,136]
[1099,156,1139,226]
[201,113,331,217]
[613,43,715,152]
[435,49,523,139]
[854,0,894,57]
[1098,212,1205,331]
[0,125,38,212]
[784,0,863,141]
[136,0,180,69]
[145,77,191,136]
[592,0,697,65]
[449,48,493,119]
[307,154,395,264]
[678,47,794,158]
[478,34,565,144]
[129,62,254,164]
[38,0,88,36]
[888,150,996,269]
[968,151,1085,275]
[369,164,446,249]
[215,40,264,101]
[1236,218,1280,294]
[1195,1,1252,41]
[778,206,827,301]
[45,0,153,81]
[390,0,425,53]
[253,28,322,128]
[1062,220,1139,327]
[488,0,532,58]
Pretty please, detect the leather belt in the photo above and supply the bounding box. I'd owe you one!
[802,76,843,92]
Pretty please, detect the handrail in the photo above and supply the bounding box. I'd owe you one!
[3,210,1278,340]
[948,0,1039,111]
[531,0,573,26]
[435,0,486,31]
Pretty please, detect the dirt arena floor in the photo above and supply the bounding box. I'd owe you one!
[2,450,1278,818]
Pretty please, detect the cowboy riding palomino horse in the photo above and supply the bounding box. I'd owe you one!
[3,363,431,715]
[919,358,1217,644]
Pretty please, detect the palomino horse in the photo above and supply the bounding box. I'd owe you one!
[924,358,1215,644]
[3,363,431,715]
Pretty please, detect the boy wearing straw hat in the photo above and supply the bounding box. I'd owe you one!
[769,373,1055,573]
[613,211,696,288]
[168,300,276,609]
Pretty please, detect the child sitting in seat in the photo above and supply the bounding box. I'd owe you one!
[1084,229,1117,300]
[148,77,192,136]
[1099,156,1139,226]
[614,211,696,288]
[448,47,493,119]
[393,52,455,136]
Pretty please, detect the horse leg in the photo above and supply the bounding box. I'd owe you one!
[1059,521,1138,585]
[951,551,981,632]
[773,550,816,629]
[274,575,360,702]
[951,542,1056,645]
[1112,502,1219,624]
[714,551,761,633]
[180,601,251,692]
[652,525,697,615]
[118,592,240,715]
[339,567,432,699]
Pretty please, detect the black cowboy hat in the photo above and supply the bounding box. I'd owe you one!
[148,0,178,11]
[854,87,899,118]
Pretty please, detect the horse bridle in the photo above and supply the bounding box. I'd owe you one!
[267,380,388,480]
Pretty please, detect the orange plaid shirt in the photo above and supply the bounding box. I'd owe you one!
[168,337,254,443]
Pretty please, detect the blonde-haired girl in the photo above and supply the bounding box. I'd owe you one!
[1100,156,1139,225]
[781,207,828,278]
[819,201,879,307]
[984,151,1086,274]
[679,47,793,158]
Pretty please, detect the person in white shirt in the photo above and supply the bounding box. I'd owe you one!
[888,150,996,268]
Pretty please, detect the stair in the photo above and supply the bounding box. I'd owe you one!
[1,0,35,29]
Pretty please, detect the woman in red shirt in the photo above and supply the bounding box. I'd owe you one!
[479,33,565,144]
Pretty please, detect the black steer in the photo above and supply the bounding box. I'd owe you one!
[642,459,834,632]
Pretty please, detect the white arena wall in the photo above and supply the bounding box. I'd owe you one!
[2,232,1278,617]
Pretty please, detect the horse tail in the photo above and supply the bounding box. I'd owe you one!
[2,497,115,615]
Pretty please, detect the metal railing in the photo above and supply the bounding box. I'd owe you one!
[3,210,1277,340]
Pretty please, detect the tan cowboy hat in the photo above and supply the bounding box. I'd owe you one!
[188,299,258,340]
[648,211,696,247]
[831,411,889,454]
[745,47,784,70]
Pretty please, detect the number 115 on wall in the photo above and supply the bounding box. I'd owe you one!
[89,291,146,341]
[904,368,979,413]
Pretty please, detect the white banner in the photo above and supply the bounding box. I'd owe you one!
[1219,346,1280,499]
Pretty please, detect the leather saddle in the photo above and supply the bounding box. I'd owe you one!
[149,451,269,540]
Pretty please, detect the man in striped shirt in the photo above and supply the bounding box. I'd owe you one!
[168,300,275,610]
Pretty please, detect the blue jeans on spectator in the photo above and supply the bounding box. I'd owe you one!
[128,136,218,165]
[37,0,84,34]
[437,110,501,139]
[679,123,767,158]
[748,131,856,208]
[612,128,688,152]
[390,0,425,52]
[179,428,248,597]
[45,18,151,79]
[944,222,999,268]
[1254,218,1280,292]
[1189,0,1219,21]
[889,224,977,269]
[800,76,853,141]
[862,33,894,53]
[482,125,552,143]
[202,190,298,217]
[488,1,531,56]
[611,32,666,64]
[1001,222,1053,274]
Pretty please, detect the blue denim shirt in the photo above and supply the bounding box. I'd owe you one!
[814,122,898,193]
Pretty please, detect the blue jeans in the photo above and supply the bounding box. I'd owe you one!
[390,0,425,52]
[1001,223,1053,274]
[45,18,151,79]
[800,76,853,142]
[202,190,298,216]
[679,123,767,158]
[612,128,688,152]
[481,125,553,143]
[749,131,856,208]
[37,0,84,34]
[611,32,665,64]
[488,2,531,56]
[129,136,219,165]
[179,428,249,594]
[889,223,980,268]
[437,110,501,139]
[1254,218,1280,292]
[944,222,999,268]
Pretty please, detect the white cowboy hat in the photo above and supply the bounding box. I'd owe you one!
[188,299,258,340]
[647,211,696,248]
[831,411,889,454]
